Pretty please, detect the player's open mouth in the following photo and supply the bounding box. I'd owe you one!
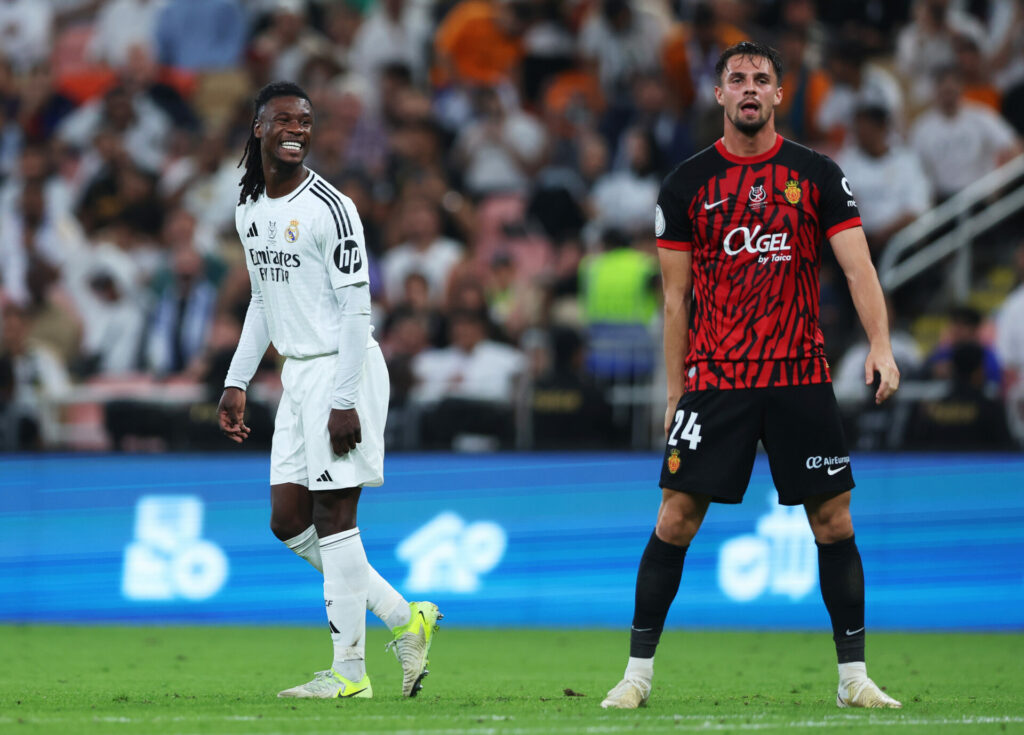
[740,101,759,112]
[280,141,303,151]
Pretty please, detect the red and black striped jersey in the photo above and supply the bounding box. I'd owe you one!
[656,134,861,391]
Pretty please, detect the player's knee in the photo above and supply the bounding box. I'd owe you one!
[810,511,854,544]
[655,509,696,546]
[269,512,309,542]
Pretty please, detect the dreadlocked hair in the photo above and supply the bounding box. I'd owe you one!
[238,81,312,205]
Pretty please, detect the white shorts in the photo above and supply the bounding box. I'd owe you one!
[270,345,389,490]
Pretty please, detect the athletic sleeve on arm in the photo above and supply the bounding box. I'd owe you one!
[224,271,271,390]
[819,155,862,240]
[332,284,371,410]
[656,174,692,251]
[321,194,369,289]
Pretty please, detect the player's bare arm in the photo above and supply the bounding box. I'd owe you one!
[829,225,900,404]
[659,248,693,434]
[218,387,251,443]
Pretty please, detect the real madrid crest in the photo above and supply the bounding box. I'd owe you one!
[784,180,802,205]
[667,448,681,474]
[285,219,299,243]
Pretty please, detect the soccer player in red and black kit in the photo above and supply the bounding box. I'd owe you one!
[601,42,902,710]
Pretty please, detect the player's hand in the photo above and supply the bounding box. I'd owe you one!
[664,396,681,436]
[865,346,900,405]
[328,408,361,456]
[218,387,251,443]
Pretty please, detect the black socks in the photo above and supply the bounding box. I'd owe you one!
[629,530,688,658]
[817,535,866,663]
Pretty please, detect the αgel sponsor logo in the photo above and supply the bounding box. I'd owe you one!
[723,225,791,256]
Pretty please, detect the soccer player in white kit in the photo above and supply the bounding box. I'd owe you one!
[217,82,440,699]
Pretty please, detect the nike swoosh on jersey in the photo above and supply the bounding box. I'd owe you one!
[827,464,849,476]
[703,197,729,210]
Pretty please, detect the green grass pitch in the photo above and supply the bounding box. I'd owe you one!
[2,626,1022,734]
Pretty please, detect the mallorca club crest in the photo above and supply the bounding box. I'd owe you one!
[285,219,299,243]
[748,184,767,209]
[784,180,802,205]
[667,449,681,475]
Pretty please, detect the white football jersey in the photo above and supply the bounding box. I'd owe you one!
[235,170,375,358]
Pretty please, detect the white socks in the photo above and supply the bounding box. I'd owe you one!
[320,528,368,682]
[283,525,410,630]
[284,525,322,570]
[368,566,410,629]
[838,661,868,685]
[625,656,654,682]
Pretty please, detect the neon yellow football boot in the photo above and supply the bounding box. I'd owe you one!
[277,669,372,699]
[385,601,442,697]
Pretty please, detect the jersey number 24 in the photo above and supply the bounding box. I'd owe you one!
[668,410,703,450]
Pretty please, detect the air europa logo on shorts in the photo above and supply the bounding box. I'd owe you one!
[805,455,849,469]
[723,225,791,256]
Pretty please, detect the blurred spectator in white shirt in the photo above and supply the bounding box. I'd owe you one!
[0,0,53,73]
[350,0,431,99]
[412,308,526,405]
[65,242,146,376]
[88,0,165,68]
[897,0,987,108]
[453,87,547,198]
[910,66,1022,200]
[58,85,172,175]
[251,0,329,84]
[817,37,904,147]
[0,302,71,448]
[833,296,922,407]
[579,0,665,103]
[836,104,932,255]
[996,241,1024,442]
[411,307,527,448]
[0,178,85,309]
[144,211,220,376]
[160,130,240,239]
[995,242,1024,383]
[589,127,660,239]
[0,142,75,224]
[382,195,464,306]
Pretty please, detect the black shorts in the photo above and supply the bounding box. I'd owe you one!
[659,382,854,505]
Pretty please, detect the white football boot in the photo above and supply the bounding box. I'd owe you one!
[600,676,652,709]
[837,677,902,708]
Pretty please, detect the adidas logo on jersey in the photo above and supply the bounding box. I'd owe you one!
[315,470,334,483]
[246,222,259,238]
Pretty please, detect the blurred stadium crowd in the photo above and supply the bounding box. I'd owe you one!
[1,0,1023,453]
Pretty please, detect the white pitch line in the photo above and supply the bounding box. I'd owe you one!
[3,714,1020,735]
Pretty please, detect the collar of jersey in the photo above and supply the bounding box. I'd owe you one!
[263,169,313,202]
[714,133,783,164]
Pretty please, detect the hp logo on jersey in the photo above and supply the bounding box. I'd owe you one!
[333,239,362,274]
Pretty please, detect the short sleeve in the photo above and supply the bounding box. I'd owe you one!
[234,203,247,243]
[818,155,862,240]
[321,196,370,289]
[980,107,1017,151]
[656,176,692,251]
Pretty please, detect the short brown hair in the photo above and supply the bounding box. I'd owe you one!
[715,41,784,84]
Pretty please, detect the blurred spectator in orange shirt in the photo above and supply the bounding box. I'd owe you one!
[434,0,528,88]
[954,32,1001,112]
[775,25,830,146]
